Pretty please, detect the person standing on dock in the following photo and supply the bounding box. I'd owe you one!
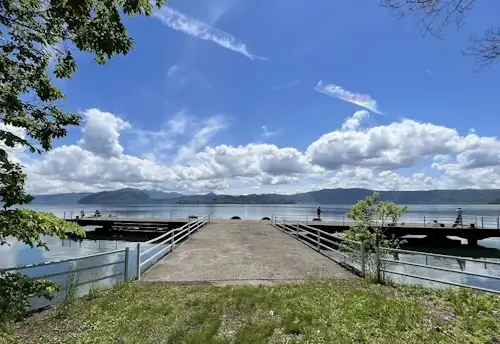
[316,206,322,219]
[453,207,463,227]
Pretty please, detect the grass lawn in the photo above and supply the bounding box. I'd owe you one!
[2,278,500,344]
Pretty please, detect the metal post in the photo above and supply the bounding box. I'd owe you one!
[342,214,345,226]
[360,242,366,277]
[497,217,499,230]
[208,213,211,222]
[70,211,73,219]
[136,243,141,280]
[283,218,285,229]
[481,217,484,229]
[375,246,381,283]
[316,229,320,251]
[423,216,426,228]
[170,229,175,251]
[63,211,66,219]
[425,255,428,266]
[124,247,130,282]
[295,223,299,238]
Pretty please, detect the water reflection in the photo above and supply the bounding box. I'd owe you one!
[382,251,500,292]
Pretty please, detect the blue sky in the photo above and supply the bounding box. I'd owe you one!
[8,0,500,195]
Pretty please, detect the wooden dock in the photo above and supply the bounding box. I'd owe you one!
[141,220,354,285]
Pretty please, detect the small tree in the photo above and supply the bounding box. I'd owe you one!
[0,0,167,329]
[342,192,408,281]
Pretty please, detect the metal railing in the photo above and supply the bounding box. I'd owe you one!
[1,213,211,310]
[136,214,210,279]
[63,211,204,221]
[271,213,500,229]
[1,249,130,310]
[272,218,500,294]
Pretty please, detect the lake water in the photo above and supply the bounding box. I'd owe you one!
[2,203,500,269]
[2,203,500,302]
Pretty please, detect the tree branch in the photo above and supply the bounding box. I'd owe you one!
[380,0,500,68]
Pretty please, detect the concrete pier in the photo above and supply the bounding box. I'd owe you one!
[141,220,354,285]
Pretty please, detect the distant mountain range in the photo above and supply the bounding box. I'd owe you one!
[30,187,500,205]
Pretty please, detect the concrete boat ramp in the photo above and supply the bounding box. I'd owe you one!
[141,220,353,285]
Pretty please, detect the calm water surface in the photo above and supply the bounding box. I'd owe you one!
[2,203,500,268]
[2,203,500,299]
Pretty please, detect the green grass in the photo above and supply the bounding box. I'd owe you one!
[2,279,500,344]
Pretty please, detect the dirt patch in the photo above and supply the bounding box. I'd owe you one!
[423,300,457,324]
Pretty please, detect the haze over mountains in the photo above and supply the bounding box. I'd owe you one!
[30,188,500,205]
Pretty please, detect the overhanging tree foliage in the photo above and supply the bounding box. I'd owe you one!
[0,0,166,328]
[380,0,500,69]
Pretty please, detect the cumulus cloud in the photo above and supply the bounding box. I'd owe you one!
[315,81,382,115]
[306,111,459,170]
[153,7,265,61]
[8,108,500,196]
[0,123,29,164]
[341,110,370,131]
[77,109,130,158]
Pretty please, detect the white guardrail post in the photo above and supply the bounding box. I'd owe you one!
[136,243,141,280]
[170,228,175,252]
[316,227,320,251]
[124,247,130,282]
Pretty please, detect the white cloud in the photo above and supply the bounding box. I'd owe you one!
[166,64,188,89]
[77,109,130,158]
[261,125,281,138]
[315,81,382,115]
[167,111,190,135]
[167,64,180,77]
[0,123,29,164]
[341,110,370,131]
[174,114,228,164]
[306,111,459,170]
[7,108,500,196]
[153,6,266,61]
